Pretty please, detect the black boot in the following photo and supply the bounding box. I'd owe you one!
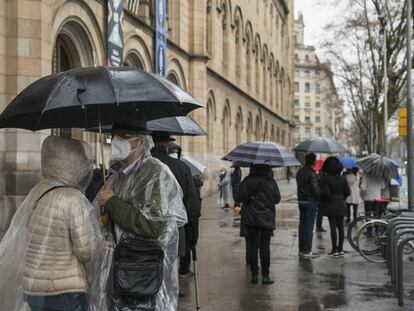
[262,276,274,285]
[251,274,259,284]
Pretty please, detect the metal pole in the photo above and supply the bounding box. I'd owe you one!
[383,0,388,156]
[407,0,414,210]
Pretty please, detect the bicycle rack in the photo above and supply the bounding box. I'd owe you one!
[386,217,414,275]
[385,216,414,307]
[396,235,414,306]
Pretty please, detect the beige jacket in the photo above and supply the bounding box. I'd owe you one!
[23,136,95,296]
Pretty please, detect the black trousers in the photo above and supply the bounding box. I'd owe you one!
[246,227,272,276]
[179,220,199,274]
[316,208,324,229]
[346,204,358,221]
[328,216,344,252]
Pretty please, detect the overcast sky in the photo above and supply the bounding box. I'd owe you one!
[293,0,337,50]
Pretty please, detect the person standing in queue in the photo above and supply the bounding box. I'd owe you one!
[150,133,201,278]
[319,157,350,257]
[238,165,281,285]
[296,153,321,259]
[98,129,187,311]
[231,165,242,207]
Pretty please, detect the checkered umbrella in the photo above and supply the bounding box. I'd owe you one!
[222,141,301,167]
[357,153,399,180]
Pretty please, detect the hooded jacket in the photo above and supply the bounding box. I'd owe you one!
[22,136,96,296]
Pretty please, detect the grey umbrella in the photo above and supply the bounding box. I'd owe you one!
[293,137,348,154]
[222,141,301,167]
[357,154,399,180]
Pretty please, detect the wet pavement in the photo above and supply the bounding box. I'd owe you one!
[178,180,414,311]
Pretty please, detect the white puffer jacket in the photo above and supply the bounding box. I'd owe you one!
[23,136,96,296]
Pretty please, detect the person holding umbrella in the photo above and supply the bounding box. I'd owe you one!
[238,165,281,285]
[319,157,350,257]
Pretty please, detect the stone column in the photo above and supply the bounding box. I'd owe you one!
[0,0,51,238]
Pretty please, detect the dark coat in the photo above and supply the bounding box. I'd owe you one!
[296,166,320,202]
[319,174,351,217]
[238,166,281,230]
[151,147,201,223]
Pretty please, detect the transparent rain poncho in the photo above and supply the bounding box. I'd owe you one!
[99,134,187,311]
[0,136,109,310]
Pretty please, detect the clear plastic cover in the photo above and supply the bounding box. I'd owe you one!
[0,136,108,310]
[99,134,187,310]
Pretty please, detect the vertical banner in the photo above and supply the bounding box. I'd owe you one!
[107,0,124,66]
[155,0,167,76]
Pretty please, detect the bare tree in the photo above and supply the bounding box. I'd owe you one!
[322,0,407,154]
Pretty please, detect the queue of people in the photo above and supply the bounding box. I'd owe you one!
[0,133,202,311]
[296,153,397,260]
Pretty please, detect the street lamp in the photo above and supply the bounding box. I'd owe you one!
[406,0,413,210]
[379,2,388,156]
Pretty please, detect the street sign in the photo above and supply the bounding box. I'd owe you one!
[399,108,408,137]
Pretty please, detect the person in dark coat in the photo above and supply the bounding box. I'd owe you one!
[319,157,350,257]
[296,153,321,258]
[151,133,201,276]
[238,165,281,285]
[231,165,242,206]
[193,174,204,204]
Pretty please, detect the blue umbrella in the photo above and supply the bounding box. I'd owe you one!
[222,141,301,167]
[339,157,359,169]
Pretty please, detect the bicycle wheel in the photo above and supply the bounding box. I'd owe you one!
[347,216,373,252]
[356,220,388,263]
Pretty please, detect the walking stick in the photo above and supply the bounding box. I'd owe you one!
[192,246,201,310]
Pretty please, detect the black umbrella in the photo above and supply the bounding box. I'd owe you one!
[293,137,348,154]
[147,116,206,136]
[357,154,399,180]
[0,66,202,131]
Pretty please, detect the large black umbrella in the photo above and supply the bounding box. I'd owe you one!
[357,154,399,180]
[222,141,301,167]
[147,116,206,136]
[294,137,348,154]
[0,66,202,131]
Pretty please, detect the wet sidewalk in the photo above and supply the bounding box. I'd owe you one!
[178,180,414,311]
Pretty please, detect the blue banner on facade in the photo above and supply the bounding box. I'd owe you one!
[107,0,124,67]
[155,0,167,76]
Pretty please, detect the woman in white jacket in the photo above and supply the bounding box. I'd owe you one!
[344,167,362,223]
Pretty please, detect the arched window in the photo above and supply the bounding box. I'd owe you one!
[270,125,275,142]
[222,5,229,67]
[254,115,261,140]
[263,122,268,141]
[235,19,242,78]
[52,22,94,140]
[222,105,230,152]
[206,99,214,150]
[247,114,253,141]
[255,39,260,96]
[206,0,213,56]
[262,53,267,103]
[245,31,252,89]
[123,52,145,69]
[235,111,242,145]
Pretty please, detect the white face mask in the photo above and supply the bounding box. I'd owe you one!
[111,135,132,162]
[169,153,178,159]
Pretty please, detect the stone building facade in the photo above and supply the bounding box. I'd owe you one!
[0,0,295,235]
[293,13,344,143]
